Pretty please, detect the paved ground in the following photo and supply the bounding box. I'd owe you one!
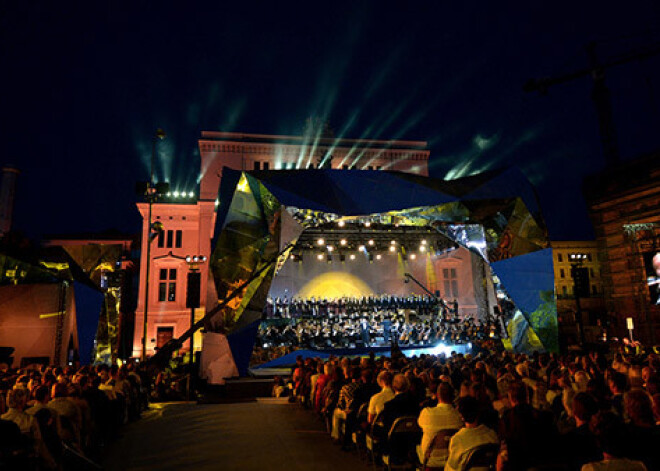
[102,399,373,471]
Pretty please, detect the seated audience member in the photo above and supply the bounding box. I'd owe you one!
[331,367,362,441]
[417,381,463,466]
[499,382,558,470]
[445,396,498,471]
[368,371,394,424]
[582,411,647,471]
[607,372,627,417]
[624,389,660,470]
[379,374,420,436]
[562,392,602,471]
[2,387,38,436]
[49,382,82,446]
[25,384,51,416]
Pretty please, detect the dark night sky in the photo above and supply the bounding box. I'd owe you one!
[1,1,659,242]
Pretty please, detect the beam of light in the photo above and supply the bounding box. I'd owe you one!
[198,97,247,183]
[321,45,405,168]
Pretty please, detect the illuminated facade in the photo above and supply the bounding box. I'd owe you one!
[133,131,430,357]
[585,152,660,344]
[551,240,605,344]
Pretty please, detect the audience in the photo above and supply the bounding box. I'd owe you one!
[0,360,148,469]
[276,342,660,471]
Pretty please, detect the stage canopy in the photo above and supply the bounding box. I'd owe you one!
[209,167,557,374]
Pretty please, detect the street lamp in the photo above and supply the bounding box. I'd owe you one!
[569,252,589,346]
[185,254,206,400]
[136,129,167,362]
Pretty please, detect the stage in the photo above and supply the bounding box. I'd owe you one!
[249,342,472,376]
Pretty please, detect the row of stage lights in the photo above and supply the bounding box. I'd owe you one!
[290,238,433,263]
[315,237,430,253]
[166,191,196,198]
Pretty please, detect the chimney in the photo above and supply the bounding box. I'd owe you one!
[0,165,20,236]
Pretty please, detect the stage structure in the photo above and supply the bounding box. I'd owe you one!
[0,249,104,366]
[206,167,557,376]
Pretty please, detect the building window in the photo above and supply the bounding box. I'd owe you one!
[592,285,598,295]
[562,286,567,296]
[158,268,177,302]
[263,161,269,170]
[560,269,565,279]
[157,230,165,248]
[253,161,260,170]
[342,165,349,169]
[587,253,592,262]
[175,230,182,248]
[557,253,563,262]
[443,268,459,299]
[166,230,173,248]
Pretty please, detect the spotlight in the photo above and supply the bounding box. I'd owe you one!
[419,245,426,252]
[368,239,375,246]
[389,246,396,252]
[317,254,324,261]
[340,239,347,246]
[390,240,396,245]
[350,254,356,260]
[358,245,365,251]
[338,220,345,227]
[364,221,371,227]
[189,191,194,198]
[410,253,417,260]
[421,239,427,245]
[317,238,325,246]
[376,254,382,260]
[327,246,334,252]
[173,191,180,197]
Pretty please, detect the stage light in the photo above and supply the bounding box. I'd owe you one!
[358,245,365,251]
[419,245,426,252]
[421,239,427,245]
[327,246,334,252]
[340,239,347,246]
[350,254,356,260]
[389,246,396,252]
[317,238,325,246]
[188,191,194,198]
[364,221,371,227]
[173,191,180,197]
[338,220,345,227]
[368,239,374,246]
[390,240,396,245]
[317,254,324,261]
[376,254,382,260]
[410,253,416,260]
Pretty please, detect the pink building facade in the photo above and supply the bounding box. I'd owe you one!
[133,131,430,358]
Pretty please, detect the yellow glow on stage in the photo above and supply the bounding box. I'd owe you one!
[297,272,373,298]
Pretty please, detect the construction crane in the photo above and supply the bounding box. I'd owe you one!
[524,40,660,167]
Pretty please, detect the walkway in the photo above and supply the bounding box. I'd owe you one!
[102,399,373,471]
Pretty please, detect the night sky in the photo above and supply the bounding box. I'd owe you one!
[1,2,659,242]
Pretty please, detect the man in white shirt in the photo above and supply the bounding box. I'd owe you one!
[368,370,395,423]
[417,382,463,466]
[446,396,499,471]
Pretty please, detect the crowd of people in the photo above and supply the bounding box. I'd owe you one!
[276,345,660,470]
[0,361,149,469]
[258,294,501,350]
[264,294,452,319]
[257,314,496,350]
